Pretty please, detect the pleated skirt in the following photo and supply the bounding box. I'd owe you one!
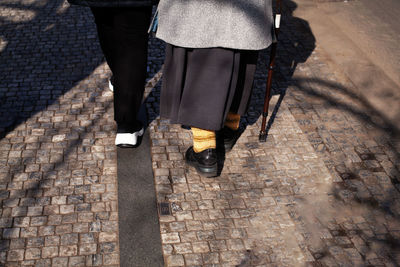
[160,44,258,131]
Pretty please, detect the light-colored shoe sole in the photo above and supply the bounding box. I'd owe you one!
[108,79,114,92]
[115,128,144,147]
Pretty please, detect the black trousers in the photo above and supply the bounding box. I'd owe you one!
[91,7,152,131]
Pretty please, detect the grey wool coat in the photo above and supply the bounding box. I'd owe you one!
[155,0,274,50]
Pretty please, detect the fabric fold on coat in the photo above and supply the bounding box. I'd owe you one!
[160,44,258,131]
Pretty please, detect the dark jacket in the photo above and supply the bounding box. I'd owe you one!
[67,0,158,7]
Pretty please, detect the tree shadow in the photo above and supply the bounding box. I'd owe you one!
[296,75,400,264]
[0,1,118,262]
[0,0,105,140]
[242,0,316,134]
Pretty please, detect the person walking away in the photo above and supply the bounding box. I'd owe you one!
[67,0,158,148]
[155,0,274,176]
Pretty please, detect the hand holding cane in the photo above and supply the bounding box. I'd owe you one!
[259,0,282,142]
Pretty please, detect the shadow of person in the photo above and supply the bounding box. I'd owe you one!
[241,0,316,134]
[0,0,105,140]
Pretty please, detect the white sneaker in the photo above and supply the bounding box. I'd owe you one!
[108,79,114,92]
[115,128,144,148]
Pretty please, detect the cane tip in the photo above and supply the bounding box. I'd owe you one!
[259,133,267,142]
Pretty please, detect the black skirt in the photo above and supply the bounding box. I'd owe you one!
[160,44,258,131]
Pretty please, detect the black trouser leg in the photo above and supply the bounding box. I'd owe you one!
[91,7,116,71]
[91,7,152,131]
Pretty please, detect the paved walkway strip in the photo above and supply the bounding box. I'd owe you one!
[117,131,163,267]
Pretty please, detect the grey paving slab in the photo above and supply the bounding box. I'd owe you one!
[117,131,163,267]
[117,105,164,267]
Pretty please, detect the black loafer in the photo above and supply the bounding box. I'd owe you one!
[219,127,243,152]
[185,147,218,177]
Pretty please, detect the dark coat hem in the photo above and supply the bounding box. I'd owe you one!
[67,0,157,7]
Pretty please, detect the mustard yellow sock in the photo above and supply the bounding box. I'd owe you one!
[224,112,241,130]
[191,127,216,153]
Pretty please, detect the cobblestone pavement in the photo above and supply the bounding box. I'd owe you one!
[0,1,119,266]
[1,0,400,267]
[145,1,400,267]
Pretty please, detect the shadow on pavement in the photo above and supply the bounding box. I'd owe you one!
[245,1,400,264]
[0,0,105,139]
[243,0,316,132]
[0,0,115,262]
[145,0,400,265]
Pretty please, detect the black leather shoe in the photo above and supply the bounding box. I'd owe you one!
[219,127,243,152]
[185,147,218,177]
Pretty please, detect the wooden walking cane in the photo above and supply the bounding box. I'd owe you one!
[259,0,282,142]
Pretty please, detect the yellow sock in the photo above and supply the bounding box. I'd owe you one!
[224,112,241,130]
[191,127,216,153]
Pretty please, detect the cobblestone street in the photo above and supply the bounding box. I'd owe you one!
[1,0,400,266]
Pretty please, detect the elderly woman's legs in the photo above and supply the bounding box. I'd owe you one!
[161,45,258,176]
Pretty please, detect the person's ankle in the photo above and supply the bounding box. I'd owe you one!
[117,121,143,133]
